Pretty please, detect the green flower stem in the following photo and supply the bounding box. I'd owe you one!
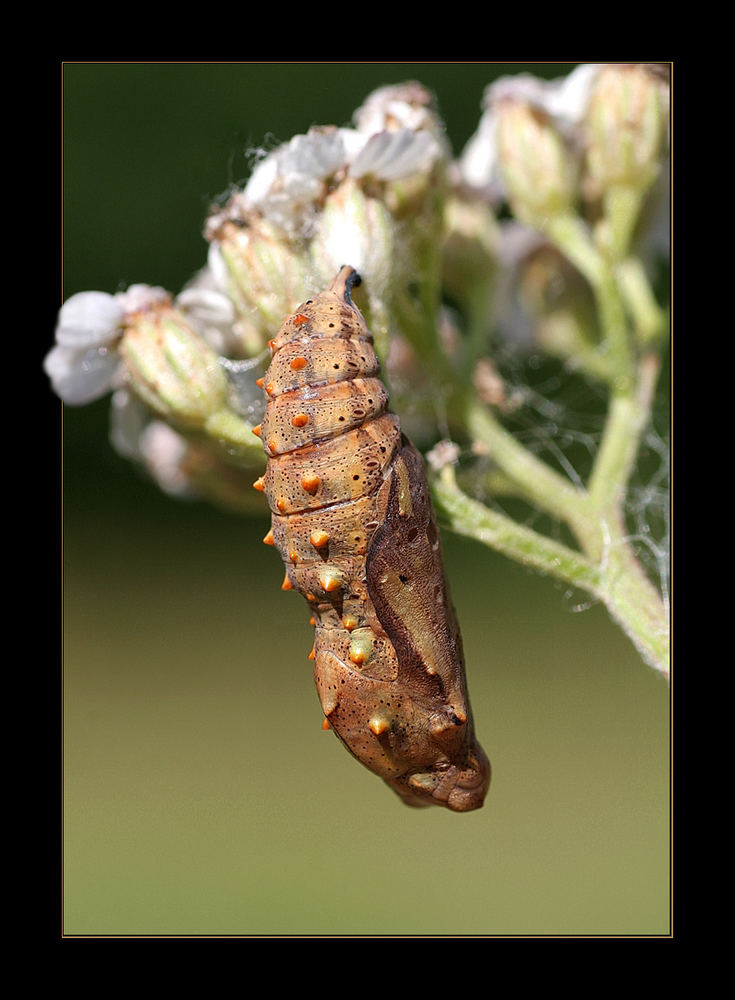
[453,267,667,673]
[593,508,670,675]
[616,256,668,346]
[389,199,451,384]
[465,396,612,566]
[537,315,615,384]
[461,285,496,379]
[394,284,452,395]
[587,351,660,516]
[204,409,265,464]
[603,184,646,264]
[465,400,591,539]
[432,467,669,677]
[593,265,635,393]
[546,212,635,391]
[545,213,604,288]
[433,466,601,589]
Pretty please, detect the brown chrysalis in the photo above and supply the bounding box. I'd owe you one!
[254,266,490,811]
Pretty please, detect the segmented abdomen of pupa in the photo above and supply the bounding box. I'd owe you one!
[254,266,490,812]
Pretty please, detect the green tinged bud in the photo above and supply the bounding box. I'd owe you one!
[311,177,395,292]
[585,64,668,197]
[120,305,228,427]
[584,65,669,261]
[310,177,397,355]
[496,100,577,228]
[208,210,310,353]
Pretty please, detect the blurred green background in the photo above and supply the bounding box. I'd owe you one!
[60,62,670,936]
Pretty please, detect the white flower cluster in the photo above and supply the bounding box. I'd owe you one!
[190,81,452,364]
[49,84,448,416]
[236,84,446,240]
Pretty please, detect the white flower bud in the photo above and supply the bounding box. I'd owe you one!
[458,65,603,195]
[46,289,142,405]
[45,289,126,403]
[137,419,196,498]
[54,290,125,349]
[45,285,174,406]
[354,82,441,135]
[44,342,122,406]
[115,284,170,315]
[495,98,578,227]
[109,389,150,461]
[119,304,228,426]
[546,63,604,126]
[310,177,395,304]
[458,110,500,193]
[349,127,443,182]
[208,216,311,351]
[176,267,240,356]
[242,127,353,238]
[584,64,669,196]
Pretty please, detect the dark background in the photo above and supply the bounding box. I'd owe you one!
[58,62,669,936]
